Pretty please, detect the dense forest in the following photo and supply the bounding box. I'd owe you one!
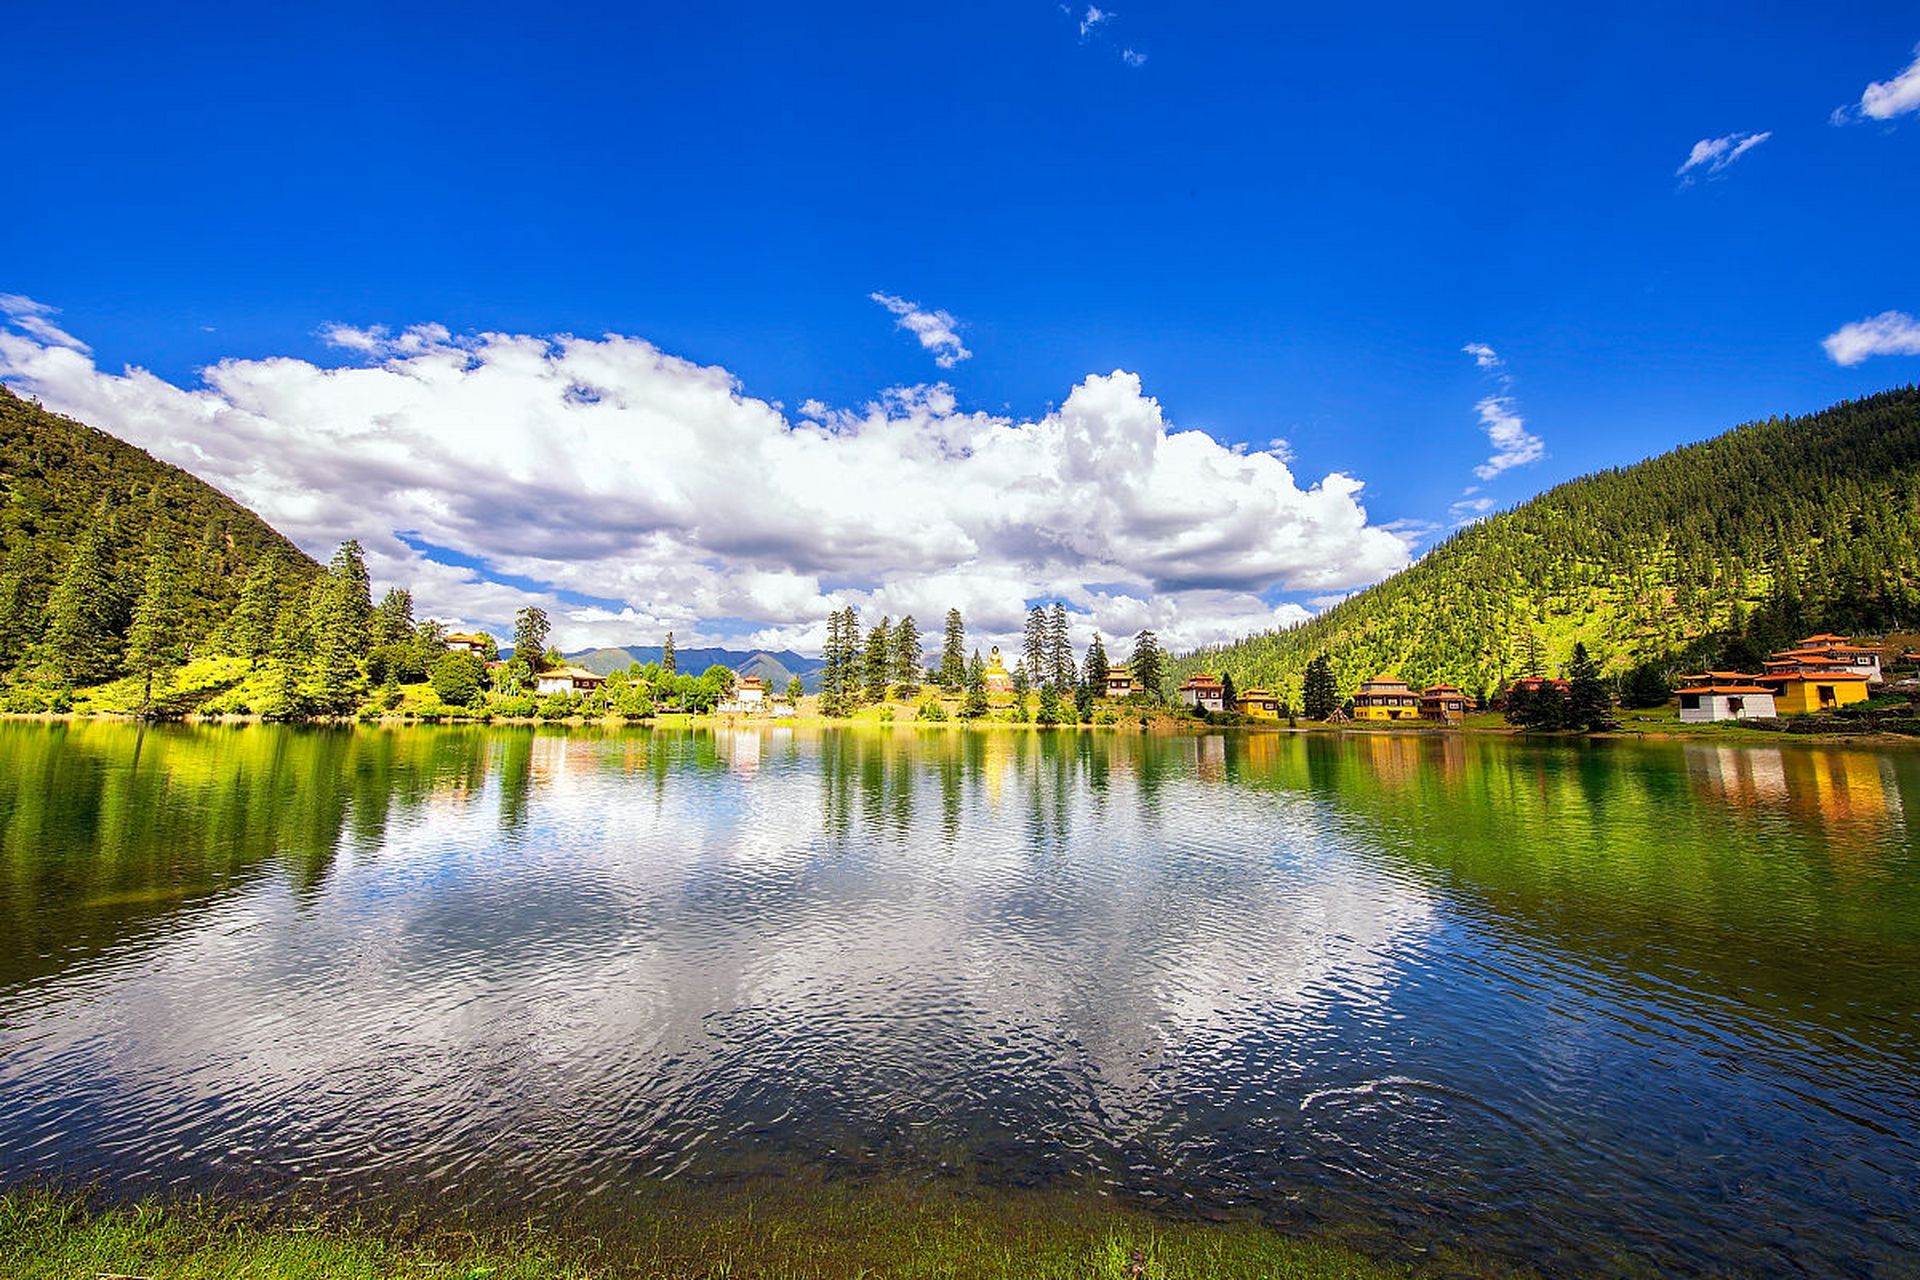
[0,386,318,682]
[1175,388,1920,704]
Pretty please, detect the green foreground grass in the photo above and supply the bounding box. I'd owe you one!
[0,1182,1455,1280]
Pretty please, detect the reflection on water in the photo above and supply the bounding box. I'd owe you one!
[0,722,1917,1276]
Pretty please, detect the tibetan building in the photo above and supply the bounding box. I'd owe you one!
[1675,673,1777,722]
[1178,673,1226,711]
[1354,675,1418,721]
[1236,687,1282,719]
[1418,684,1471,723]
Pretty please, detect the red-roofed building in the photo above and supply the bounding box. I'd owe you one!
[1676,673,1777,722]
[1178,673,1226,712]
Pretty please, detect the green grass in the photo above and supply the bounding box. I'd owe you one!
[0,1182,1452,1280]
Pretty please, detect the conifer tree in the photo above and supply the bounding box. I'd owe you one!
[940,608,966,692]
[1036,681,1063,725]
[309,540,373,713]
[1302,654,1338,720]
[1048,602,1073,688]
[786,674,804,704]
[865,615,893,703]
[373,588,415,648]
[1220,671,1238,711]
[1023,605,1049,685]
[124,540,187,713]
[891,614,923,697]
[231,557,283,667]
[662,630,677,675]
[1084,633,1110,692]
[41,522,120,686]
[962,649,989,718]
[1566,642,1610,731]
[1128,630,1166,702]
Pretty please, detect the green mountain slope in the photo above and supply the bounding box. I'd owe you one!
[1176,387,1920,704]
[0,386,317,676]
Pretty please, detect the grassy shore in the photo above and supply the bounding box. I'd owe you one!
[0,1182,1458,1280]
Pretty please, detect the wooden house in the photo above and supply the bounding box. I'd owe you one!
[1354,675,1417,721]
[1418,684,1470,723]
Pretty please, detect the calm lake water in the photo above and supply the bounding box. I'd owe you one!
[0,722,1916,1275]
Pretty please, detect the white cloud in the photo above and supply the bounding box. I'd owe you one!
[1461,341,1544,481]
[1080,5,1110,37]
[1470,396,1545,480]
[0,316,1411,656]
[1822,310,1920,366]
[1121,48,1147,67]
[0,294,91,354]
[1835,44,1920,124]
[1675,130,1771,180]
[869,292,972,369]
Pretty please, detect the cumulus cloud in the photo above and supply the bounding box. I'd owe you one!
[1822,310,1920,366]
[1079,5,1110,37]
[1461,341,1500,370]
[869,292,971,369]
[1,294,91,353]
[1121,48,1147,67]
[1834,43,1920,124]
[1675,130,1771,180]
[0,315,1411,656]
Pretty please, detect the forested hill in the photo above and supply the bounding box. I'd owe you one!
[1176,387,1920,705]
[0,386,317,679]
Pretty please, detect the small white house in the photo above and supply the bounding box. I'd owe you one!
[1676,675,1776,723]
[534,665,605,696]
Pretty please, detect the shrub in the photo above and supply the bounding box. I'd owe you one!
[537,693,577,721]
[1094,707,1119,724]
[429,652,485,707]
[916,699,948,722]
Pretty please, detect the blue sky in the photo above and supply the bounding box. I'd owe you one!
[4,3,1920,653]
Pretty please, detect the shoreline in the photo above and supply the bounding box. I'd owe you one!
[2,706,1915,747]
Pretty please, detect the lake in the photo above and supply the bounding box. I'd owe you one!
[0,722,1915,1276]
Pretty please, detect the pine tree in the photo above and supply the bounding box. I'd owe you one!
[786,674,804,704]
[663,631,677,675]
[1566,642,1610,731]
[1036,682,1063,725]
[891,614,923,697]
[1048,602,1074,688]
[373,587,415,648]
[1128,630,1165,702]
[962,649,989,718]
[309,540,374,713]
[1084,633,1110,692]
[124,539,187,714]
[41,522,121,686]
[940,608,966,692]
[1525,681,1568,731]
[231,557,283,667]
[1619,663,1672,709]
[1023,605,1048,686]
[1220,671,1238,711]
[865,615,893,703]
[1302,654,1337,720]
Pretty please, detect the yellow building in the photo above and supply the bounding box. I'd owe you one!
[1237,687,1282,719]
[1759,666,1871,715]
[1353,675,1418,721]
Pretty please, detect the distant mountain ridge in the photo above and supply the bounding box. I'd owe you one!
[563,644,828,691]
[1174,387,1920,705]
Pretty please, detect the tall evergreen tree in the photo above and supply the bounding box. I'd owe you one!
[230,557,283,667]
[865,615,893,703]
[373,587,415,648]
[41,522,120,686]
[662,630,677,675]
[1302,654,1338,720]
[1128,630,1166,702]
[1220,671,1238,711]
[124,539,187,713]
[1047,602,1074,688]
[1084,633,1110,691]
[940,608,966,692]
[961,649,989,718]
[1023,605,1049,685]
[1565,642,1610,731]
[891,614,923,696]
[309,540,374,713]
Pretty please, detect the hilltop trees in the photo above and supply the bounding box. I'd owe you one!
[41,522,122,686]
[124,538,187,712]
[231,558,285,667]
